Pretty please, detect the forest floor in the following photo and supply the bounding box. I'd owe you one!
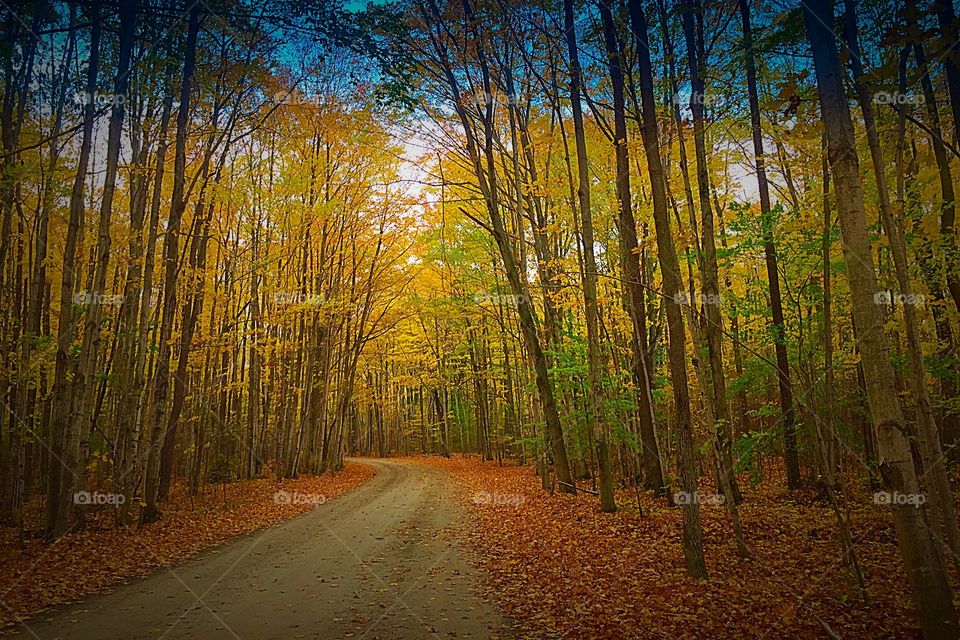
[419,454,954,639]
[0,461,374,631]
[4,455,953,639]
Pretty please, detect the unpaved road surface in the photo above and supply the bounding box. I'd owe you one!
[11,459,508,639]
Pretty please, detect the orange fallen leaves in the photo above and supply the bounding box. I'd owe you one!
[0,462,375,629]
[420,454,941,639]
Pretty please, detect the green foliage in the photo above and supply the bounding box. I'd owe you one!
[612,423,640,452]
[733,428,779,486]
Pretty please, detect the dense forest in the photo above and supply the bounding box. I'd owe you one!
[1,0,960,636]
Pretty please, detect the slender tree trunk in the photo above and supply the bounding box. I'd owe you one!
[816,129,867,594]
[678,0,743,505]
[599,0,665,495]
[907,14,960,470]
[46,3,100,538]
[117,55,174,524]
[426,0,575,492]
[565,0,614,512]
[71,0,136,530]
[738,0,800,490]
[5,16,74,527]
[629,0,708,579]
[143,6,200,524]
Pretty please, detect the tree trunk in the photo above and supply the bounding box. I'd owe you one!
[678,0,743,504]
[142,5,201,524]
[629,0,708,579]
[738,0,800,490]
[45,2,100,538]
[932,0,960,314]
[803,1,958,634]
[599,0,665,495]
[71,0,136,530]
[564,0,614,513]
[845,0,960,575]
[428,0,575,493]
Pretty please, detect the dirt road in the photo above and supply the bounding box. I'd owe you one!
[11,459,507,639]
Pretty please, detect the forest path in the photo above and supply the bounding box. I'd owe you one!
[11,459,506,640]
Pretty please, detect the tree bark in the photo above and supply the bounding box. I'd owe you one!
[738,0,800,490]
[142,5,201,524]
[599,0,665,495]
[629,0,708,579]
[565,0,615,513]
[45,2,100,538]
[678,0,743,504]
[845,0,960,575]
[424,0,576,493]
[803,1,958,634]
